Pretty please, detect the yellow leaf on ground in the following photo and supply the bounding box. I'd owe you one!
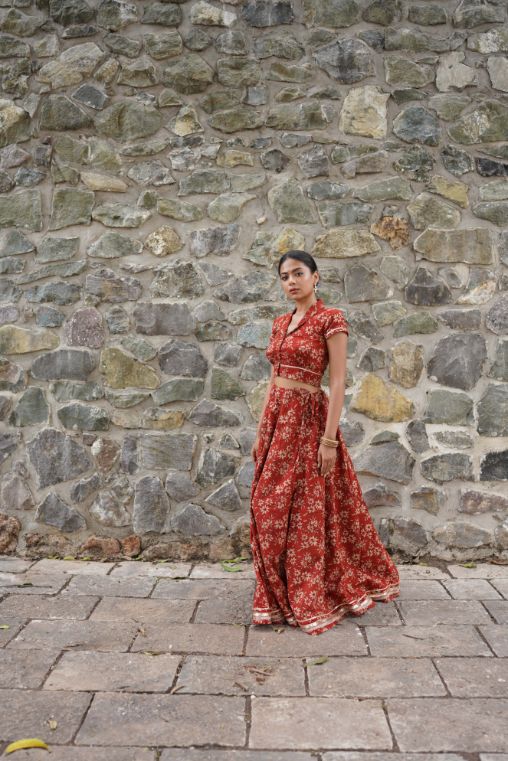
[5,738,49,754]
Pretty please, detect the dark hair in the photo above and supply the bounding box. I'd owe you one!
[278,250,318,276]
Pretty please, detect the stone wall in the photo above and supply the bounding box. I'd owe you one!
[0,0,507,563]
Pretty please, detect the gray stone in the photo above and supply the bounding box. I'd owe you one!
[438,309,482,331]
[393,106,440,145]
[152,378,204,405]
[10,387,48,427]
[268,178,317,223]
[190,224,239,258]
[477,384,508,437]
[150,260,206,298]
[355,440,415,484]
[421,453,474,483]
[424,389,474,425]
[138,433,196,471]
[0,467,34,512]
[433,521,492,549]
[207,193,256,223]
[0,189,42,231]
[265,102,333,130]
[57,403,110,432]
[31,349,97,381]
[489,339,508,381]
[144,30,183,59]
[313,38,374,83]
[204,479,242,512]
[241,0,295,27]
[27,428,93,488]
[142,2,182,26]
[49,188,94,230]
[316,201,374,227]
[133,303,194,336]
[459,489,508,515]
[52,381,104,403]
[473,201,508,227]
[188,399,241,427]
[408,193,461,230]
[170,503,223,535]
[480,450,508,481]
[26,282,81,306]
[87,231,143,259]
[449,100,508,144]
[215,30,249,55]
[441,144,474,175]
[405,267,452,306]
[486,295,508,335]
[86,268,143,302]
[133,475,170,534]
[36,493,86,532]
[39,94,92,131]
[254,32,303,59]
[345,264,392,302]
[428,334,487,390]
[161,53,214,93]
[0,432,18,466]
[381,516,429,554]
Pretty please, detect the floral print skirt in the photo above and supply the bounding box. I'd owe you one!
[250,383,400,635]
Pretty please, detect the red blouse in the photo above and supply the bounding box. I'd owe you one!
[265,297,349,388]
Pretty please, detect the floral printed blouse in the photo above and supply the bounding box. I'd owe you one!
[265,297,349,388]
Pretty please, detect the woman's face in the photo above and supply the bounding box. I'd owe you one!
[279,258,318,301]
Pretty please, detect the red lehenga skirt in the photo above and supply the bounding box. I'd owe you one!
[250,384,400,635]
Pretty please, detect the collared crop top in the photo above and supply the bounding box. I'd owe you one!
[265,298,349,388]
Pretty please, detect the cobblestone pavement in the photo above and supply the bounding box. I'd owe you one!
[1,556,507,759]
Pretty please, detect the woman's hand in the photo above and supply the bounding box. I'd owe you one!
[251,434,261,462]
[318,442,336,477]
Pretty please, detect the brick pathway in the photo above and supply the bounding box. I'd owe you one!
[1,556,507,759]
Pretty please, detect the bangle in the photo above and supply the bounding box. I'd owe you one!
[320,436,338,447]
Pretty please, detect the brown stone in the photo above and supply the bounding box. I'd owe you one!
[0,513,21,553]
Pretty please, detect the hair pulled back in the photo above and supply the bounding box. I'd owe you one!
[277,250,318,277]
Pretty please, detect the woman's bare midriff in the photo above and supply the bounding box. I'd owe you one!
[273,375,320,393]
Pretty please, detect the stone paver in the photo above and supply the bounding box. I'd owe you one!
[246,624,367,656]
[31,559,114,575]
[386,698,508,751]
[176,655,306,696]
[0,617,25,647]
[0,558,35,573]
[479,624,508,656]
[0,689,91,744]
[89,596,195,624]
[482,600,508,623]
[398,599,492,625]
[0,594,98,620]
[0,572,69,595]
[249,697,392,749]
[130,622,245,655]
[189,563,255,579]
[5,751,155,761]
[109,561,192,578]
[1,556,507,756]
[447,563,508,579]
[366,625,493,657]
[442,578,503,599]
[397,580,450,600]
[75,693,246,746]
[44,650,181,692]
[62,574,156,598]
[434,656,508,696]
[306,656,445,697]
[490,578,508,599]
[7,619,138,651]
[0,648,61,688]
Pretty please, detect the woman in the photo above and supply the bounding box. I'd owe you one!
[250,250,400,636]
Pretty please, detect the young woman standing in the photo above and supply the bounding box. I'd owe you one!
[250,250,400,636]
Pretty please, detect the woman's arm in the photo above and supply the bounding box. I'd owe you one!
[323,332,347,438]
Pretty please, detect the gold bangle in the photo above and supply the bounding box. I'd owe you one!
[321,436,338,445]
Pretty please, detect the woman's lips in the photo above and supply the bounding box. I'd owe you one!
[289,289,298,293]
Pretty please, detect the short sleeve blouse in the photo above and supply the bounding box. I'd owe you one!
[265,298,349,388]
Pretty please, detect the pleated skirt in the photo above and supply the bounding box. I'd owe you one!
[250,383,400,635]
